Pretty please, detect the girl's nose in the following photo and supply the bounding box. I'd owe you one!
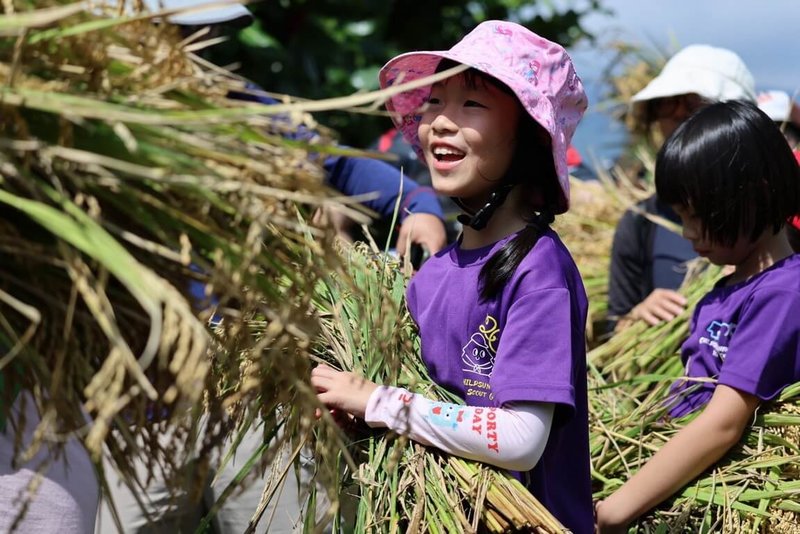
[430,112,457,135]
[682,224,699,241]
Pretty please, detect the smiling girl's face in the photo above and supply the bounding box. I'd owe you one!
[418,73,521,206]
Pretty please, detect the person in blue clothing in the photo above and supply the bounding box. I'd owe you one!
[607,45,757,332]
[230,88,447,259]
[170,3,447,258]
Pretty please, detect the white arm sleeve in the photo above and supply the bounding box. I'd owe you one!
[364,386,553,472]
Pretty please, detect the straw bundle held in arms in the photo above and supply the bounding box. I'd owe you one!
[589,261,800,531]
[309,242,567,534]
[0,0,355,510]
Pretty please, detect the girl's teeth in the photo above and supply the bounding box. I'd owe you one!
[432,147,465,161]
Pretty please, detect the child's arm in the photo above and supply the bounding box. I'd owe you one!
[595,384,760,532]
[311,365,554,471]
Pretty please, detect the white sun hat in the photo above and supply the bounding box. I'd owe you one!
[631,44,756,115]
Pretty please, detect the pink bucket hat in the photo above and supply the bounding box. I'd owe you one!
[378,20,587,214]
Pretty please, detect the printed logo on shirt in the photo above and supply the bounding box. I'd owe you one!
[424,402,465,430]
[471,407,500,453]
[698,320,737,360]
[461,315,500,377]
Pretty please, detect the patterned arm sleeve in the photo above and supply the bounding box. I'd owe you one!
[364,386,553,472]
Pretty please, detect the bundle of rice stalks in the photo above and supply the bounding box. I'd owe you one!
[1,0,362,505]
[310,241,567,533]
[589,261,800,531]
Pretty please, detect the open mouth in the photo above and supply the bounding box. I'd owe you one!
[432,145,466,163]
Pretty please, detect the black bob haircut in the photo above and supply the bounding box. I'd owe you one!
[433,59,560,300]
[656,99,800,247]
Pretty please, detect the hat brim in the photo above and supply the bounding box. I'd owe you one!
[630,67,756,117]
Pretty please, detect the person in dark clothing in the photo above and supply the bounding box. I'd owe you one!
[607,196,696,328]
[606,45,757,331]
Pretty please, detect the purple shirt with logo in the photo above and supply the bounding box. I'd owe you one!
[406,228,592,534]
[668,254,800,419]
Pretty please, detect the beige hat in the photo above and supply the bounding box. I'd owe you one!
[631,44,755,117]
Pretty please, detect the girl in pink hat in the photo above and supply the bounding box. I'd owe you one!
[311,20,592,532]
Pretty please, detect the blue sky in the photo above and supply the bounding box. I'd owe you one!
[579,0,799,93]
[565,0,800,165]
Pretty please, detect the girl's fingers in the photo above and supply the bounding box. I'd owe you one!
[310,363,334,378]
[316,391,340,410]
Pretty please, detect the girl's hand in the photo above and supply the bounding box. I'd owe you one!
[310,364,378,419]
[594,500,629,534]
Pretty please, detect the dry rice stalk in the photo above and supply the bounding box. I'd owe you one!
[0,0,356,522]
[310,241,568,533]
[554,173,653,345]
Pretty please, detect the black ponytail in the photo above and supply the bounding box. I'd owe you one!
[479,210,555,300]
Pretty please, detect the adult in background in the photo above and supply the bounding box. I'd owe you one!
[606,45,756,331]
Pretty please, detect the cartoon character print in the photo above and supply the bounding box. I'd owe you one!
[425,402,465,430]
[461,315,500,376]
[401,113,419,128]
[524,59,542,85]
[493,24,513,37]
[568,70,579,91]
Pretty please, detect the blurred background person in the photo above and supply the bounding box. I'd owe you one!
[606,45,756,332]
[758,90,800,253]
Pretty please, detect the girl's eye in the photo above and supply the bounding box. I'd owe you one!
[465,100,487,108]
[427,97,441,105]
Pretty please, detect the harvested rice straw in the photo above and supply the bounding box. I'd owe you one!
[311,241,568,533]
[0,0,364,523]
[554,172,653,346]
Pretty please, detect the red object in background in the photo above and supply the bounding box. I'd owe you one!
[566,144,582,168]
[789,151,800,231]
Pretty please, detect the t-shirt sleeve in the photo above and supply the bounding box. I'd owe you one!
[718,287,800,401]
[490,288,578,412]
[607,209,646,319]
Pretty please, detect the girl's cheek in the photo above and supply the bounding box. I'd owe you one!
[418,123,430,143]
[417,125,432,156]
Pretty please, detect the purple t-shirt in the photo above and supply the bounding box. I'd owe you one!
[406,227,592,534]
[668,254,800,419]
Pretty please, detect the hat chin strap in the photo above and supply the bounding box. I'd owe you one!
[453,184,516,231]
